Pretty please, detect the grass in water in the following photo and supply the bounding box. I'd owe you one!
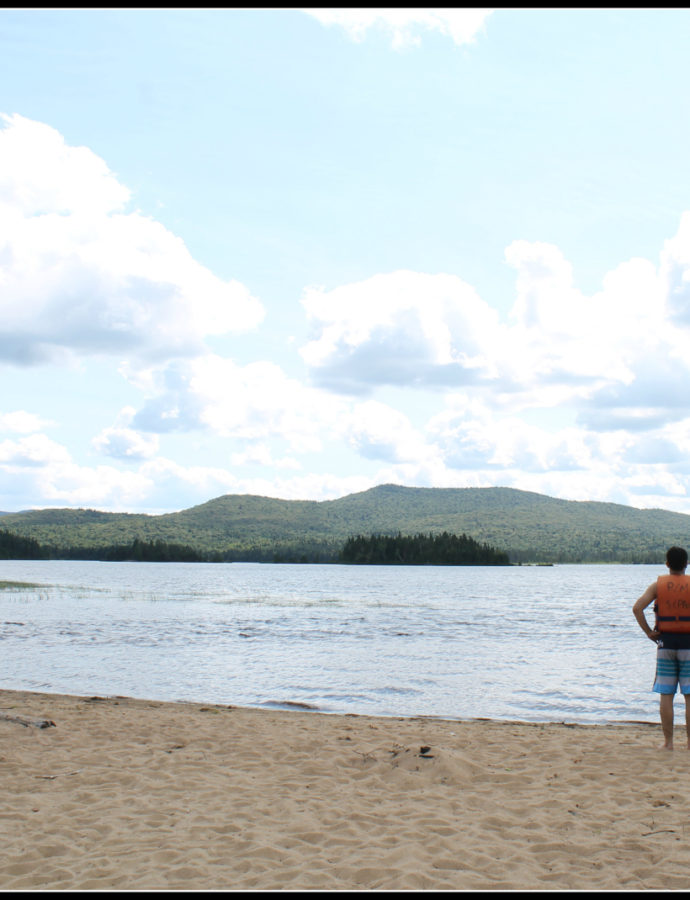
[0,580,44,590]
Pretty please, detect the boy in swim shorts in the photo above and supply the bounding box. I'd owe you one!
[633,546,690,751]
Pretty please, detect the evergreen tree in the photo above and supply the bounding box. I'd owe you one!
[339,531,509,565]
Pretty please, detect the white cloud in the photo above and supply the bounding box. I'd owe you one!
[503,240,658,387]
[0,433,71,467]
[660,211,690,330]
[298,223,690,434]
[36,463,153,508]
[96,215,690,517]
[339,399,434,464]
[427,400,596,474]
[130,354,346,455]
[304,8,492,49]
[0,410,53,434]
[6,409,690,516]
[134,458,375,509]
[92,426,160,461]
[300,270,501,394]
[120,357,447,484]
[0,114,264,366]
[623,419,690,469]
[0,430,152,509]
[230,444,301,470]
[5,119,690,517]
[204,470,374,503]
[0,112,129,217]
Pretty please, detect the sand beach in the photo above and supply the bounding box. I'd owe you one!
[2,688,690,891]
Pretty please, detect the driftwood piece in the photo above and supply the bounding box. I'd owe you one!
[0,713,56,729]
[34,770,80,779]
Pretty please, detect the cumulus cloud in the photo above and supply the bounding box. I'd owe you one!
[0,112,129,217]
[0,114,264,366]
[130,458,375,510]
[407,385,690,513]
[129,354,346,455]
[300,271,501,394]
[0,429,158,511]
[338,399,433,464]
[659,212,690,337]
[7,110,690,517]
[128,362,207,434]
[577,358,690,433]
[230,444,301,470]
[36,464,153,508]
[297,223,690,436]
[426,396,598,475]
[0,410,53,433]
[304,8,492,49]
[120,355,446,486]
[623,435,688,466]
[0,435,376,512]
[503,240,660,388]
[92,422,160,462]
[0,433,71,467]
[0,431,155,509]
[95,214,690,515]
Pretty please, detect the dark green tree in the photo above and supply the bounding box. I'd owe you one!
[339,531,509,565]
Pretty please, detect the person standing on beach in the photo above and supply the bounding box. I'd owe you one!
[633,546,690,751]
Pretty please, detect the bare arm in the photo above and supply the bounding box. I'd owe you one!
[633,583,659,642]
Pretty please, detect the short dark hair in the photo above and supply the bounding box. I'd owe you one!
[666,546,688,571]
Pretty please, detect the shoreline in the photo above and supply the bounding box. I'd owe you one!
[0,683,660,728]
[3,688,690,891]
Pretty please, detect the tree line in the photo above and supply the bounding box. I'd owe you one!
[0,529,46,559]
[0,530,206,562]
[0,529,339,563]
[338,531,510,565]
[0,527,509,565]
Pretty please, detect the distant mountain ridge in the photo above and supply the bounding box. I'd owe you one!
[1,484,690,563]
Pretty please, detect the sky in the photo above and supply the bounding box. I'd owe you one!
[3,8,690,515]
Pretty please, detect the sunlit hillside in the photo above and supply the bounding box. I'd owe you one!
[2,484,690,563]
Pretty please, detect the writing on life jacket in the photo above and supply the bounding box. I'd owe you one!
[656,575,690,632]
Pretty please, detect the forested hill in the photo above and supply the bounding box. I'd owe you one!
[2,484,690,563]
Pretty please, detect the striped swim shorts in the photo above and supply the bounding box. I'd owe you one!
[653,647,690,694]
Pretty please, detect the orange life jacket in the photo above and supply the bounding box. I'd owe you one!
[656,575,690,632]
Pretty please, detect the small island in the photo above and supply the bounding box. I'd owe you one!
[339,531,510,566]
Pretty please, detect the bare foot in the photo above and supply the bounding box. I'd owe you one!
[661,743,674,751]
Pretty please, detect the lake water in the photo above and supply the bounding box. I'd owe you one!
[0,560,667,724]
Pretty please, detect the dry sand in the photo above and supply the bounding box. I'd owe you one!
[2,688,690,891]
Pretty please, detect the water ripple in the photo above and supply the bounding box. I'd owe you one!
[0,560,662,724]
